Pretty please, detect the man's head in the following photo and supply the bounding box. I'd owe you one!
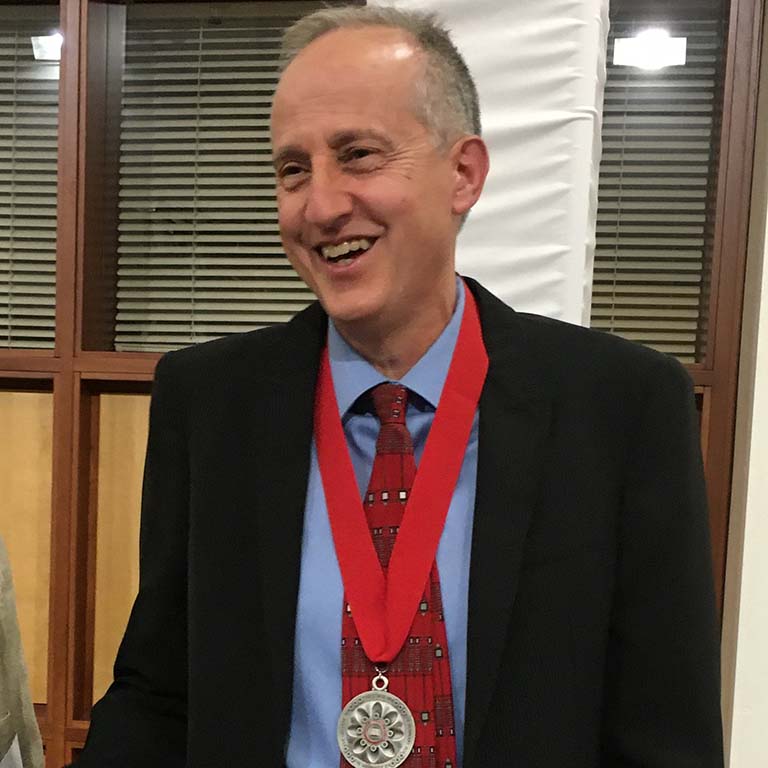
[271,7,489,344]
[280,6,481,148]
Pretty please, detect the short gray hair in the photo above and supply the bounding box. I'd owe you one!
[279,5,481,146]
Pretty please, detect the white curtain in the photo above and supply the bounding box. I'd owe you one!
[372,0,609,325]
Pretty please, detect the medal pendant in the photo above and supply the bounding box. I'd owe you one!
[337,670,416,768]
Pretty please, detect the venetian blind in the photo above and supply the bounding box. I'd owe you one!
[0,8,59,349]
[592,19,723,363]
[114,3,328,351]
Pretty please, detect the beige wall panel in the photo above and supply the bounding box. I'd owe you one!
[93,394,150,702]
[0,391,53,704]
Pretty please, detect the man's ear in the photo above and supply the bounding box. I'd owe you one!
[450,135,490,217]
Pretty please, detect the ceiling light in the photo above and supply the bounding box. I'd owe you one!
[31,32,63,62]
[613,28,687,70]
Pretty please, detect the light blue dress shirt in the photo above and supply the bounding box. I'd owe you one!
[287,279,478,768]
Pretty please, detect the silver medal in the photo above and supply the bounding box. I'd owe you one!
[337,668,416,768]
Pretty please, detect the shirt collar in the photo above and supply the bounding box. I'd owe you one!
[327,276,466,417]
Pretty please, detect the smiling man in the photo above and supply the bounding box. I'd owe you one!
[75,7,723,768]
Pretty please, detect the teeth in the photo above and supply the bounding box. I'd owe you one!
[320,238,372,261]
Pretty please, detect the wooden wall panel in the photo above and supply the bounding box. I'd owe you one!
[0,391,53,704]
[92,393,149,702]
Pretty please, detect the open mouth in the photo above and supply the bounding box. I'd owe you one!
[316,237,376,265]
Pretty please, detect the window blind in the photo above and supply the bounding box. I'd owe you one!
[592,19,724,364]
[114,2,333,352]
[0,7,59,349]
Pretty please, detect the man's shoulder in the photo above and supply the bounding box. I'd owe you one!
[519,309,681,370]
[469,278,692,397]
[154,300,326,381]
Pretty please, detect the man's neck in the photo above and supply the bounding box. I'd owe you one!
[334,282,458,381]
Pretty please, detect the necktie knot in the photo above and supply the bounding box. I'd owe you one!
[371,383,408,426]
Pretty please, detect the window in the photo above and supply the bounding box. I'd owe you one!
[90,3,325,351]
[0,5,60,349]
[592,1,726,364]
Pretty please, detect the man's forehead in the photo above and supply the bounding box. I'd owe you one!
[271,27,426,142]
[294,23,418,55]
[277,25,422,90]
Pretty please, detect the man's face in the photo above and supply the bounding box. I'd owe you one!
[271,27,464,337]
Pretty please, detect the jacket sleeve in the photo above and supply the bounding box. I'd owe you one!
[74,353,189,767]
[601,353,724,766]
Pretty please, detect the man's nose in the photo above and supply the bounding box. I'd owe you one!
[303,165,353,228]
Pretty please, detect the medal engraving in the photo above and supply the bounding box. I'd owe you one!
[338,673,415,768]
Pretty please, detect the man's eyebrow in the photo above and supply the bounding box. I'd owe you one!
[328,129,394,151]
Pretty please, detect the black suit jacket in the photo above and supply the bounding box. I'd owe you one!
[77,279,723,767]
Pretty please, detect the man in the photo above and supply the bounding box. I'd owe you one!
[76,7,723,767]
[0,538,44,768]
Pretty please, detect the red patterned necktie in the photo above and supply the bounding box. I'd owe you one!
[341,383,457,768]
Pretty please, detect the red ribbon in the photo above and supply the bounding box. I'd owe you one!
[314,283,489,662]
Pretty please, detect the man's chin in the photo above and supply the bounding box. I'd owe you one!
[323,303,378,329]
[320,292,389,332]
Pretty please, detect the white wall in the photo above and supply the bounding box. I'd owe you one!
[721,5,768,763]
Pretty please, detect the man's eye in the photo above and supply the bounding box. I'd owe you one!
[277,164,308,189]
[341,147,376,163]
[279,164,305,177]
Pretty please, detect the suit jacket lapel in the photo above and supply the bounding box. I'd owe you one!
[245,303,327,732]
[462,279,553,767]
